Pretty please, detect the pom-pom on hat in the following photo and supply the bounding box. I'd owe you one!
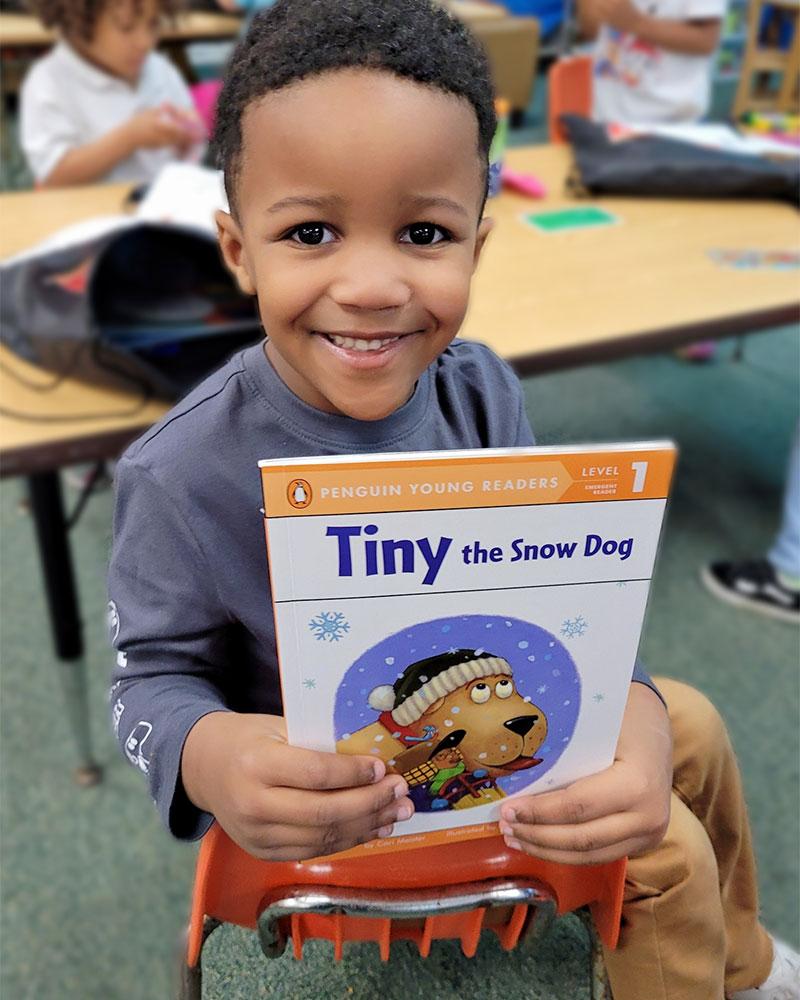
[368,648,512,727]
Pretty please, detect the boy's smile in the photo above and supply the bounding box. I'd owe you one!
[217,69,492,421]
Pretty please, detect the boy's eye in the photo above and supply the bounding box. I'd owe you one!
[287,224,336,246]
[400,223,450,246]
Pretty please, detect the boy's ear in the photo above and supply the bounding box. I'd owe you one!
[472,216,494,272]
[215,209,257,296]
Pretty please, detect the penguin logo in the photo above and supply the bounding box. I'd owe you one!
[288,479,312,509]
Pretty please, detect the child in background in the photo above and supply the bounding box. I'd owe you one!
[577,0,726,123]
[106,2,800,998]
[21,0,205,186]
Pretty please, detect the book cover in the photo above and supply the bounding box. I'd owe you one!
[259,442,675,856]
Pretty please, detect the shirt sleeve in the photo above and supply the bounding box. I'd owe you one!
[20,63,82,183]
[107,455,233,840]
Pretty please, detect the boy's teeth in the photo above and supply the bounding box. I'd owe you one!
[327,334,400,351]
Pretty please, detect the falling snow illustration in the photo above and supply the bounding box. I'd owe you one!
[308,611,350,642]
[561,615,589,638]
[303,678,317,689]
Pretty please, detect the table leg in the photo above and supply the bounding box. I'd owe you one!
[27,471,103,786]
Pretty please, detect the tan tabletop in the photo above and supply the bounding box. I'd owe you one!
[0,184,169,476]
[462,145,800,372]
[0,11,242,48]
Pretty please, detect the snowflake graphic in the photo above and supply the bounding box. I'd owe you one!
[308,611,350,642]
[561,615,588,638]
[303,678,317,689]
[593,692,605,703]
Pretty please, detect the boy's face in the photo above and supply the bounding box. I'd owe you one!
[77,0,161,84]
[217,69,492,421]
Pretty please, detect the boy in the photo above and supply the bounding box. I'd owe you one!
[577,0,726,123]
[107,1,799,997]
[21,0,205,186]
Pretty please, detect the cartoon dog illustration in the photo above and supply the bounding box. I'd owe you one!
[337,648,547,804]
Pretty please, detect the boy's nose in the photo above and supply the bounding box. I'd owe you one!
[328,248,413,312]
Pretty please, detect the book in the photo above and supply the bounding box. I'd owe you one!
[259,441,676,856]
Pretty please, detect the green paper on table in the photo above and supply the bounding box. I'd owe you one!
[523,206,618,233]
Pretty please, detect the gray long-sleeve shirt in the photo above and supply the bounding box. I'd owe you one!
[108,339,658,839]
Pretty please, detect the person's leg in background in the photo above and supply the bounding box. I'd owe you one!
[602,678,790,1000]
[767,425,800,589]
[703,425,800,624]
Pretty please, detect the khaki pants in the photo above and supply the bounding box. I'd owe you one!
[602,678,774,1000]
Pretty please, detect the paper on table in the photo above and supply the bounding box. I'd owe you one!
[1,214,135,268]
[609,122,800,159]
[134,163,229,234]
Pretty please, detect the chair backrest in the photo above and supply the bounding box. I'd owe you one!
[186,823,626,967]
[548,55,594,143]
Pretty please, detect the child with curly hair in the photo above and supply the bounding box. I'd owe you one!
[20,0,205,186]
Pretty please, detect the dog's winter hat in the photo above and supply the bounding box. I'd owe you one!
[369,648,512,727]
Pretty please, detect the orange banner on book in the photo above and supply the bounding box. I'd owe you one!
[260,447,675,518]
[315,822,501,863]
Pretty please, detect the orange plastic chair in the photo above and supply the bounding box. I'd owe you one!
[548,55,594,143]
[178,823,626,999]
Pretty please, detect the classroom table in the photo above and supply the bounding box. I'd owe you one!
[0,11,243,48]
[462,146,800,372]
[1,145,798,782]
[1,183,170,785]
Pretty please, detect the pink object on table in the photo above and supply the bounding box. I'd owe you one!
[190,80,224,137]
[500,167,547,198]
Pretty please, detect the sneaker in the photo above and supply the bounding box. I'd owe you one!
[728,936,800,999]
[701,559,800,625]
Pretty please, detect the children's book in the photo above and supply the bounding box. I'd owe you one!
[259,442,676,856]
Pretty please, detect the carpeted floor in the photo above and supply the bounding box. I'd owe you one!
[1,328,798,1000]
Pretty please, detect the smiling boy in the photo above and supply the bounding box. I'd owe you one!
[107,2,799,998]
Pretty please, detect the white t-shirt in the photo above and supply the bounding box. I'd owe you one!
[592,0,726,124]
[20,42,203,184]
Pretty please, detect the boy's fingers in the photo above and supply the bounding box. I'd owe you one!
[242,808,403,860]
[262,782,411,828]
[499,811,638,855]
[500,769,631,827]
[260,744,388,791]
[501,834,642,867]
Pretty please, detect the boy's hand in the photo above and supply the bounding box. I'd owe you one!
[499,683,672,865]
[593,0,643,34]
[126,104,203,152]
[181,712,414,861]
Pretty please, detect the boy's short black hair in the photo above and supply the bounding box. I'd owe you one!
[28,0,181,42]
[215,0,496,214]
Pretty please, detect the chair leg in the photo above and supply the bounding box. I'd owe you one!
[576,907,614,1000]
[176,917,222,1000]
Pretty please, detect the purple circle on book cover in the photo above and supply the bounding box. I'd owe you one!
[334,614,580,801]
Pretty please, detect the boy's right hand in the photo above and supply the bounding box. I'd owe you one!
[181,712,414,861]
[126,105,200,151]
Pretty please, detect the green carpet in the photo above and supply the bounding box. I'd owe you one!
[1,328,798,999]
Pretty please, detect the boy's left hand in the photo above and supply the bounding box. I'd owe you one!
[499,682,672,865]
